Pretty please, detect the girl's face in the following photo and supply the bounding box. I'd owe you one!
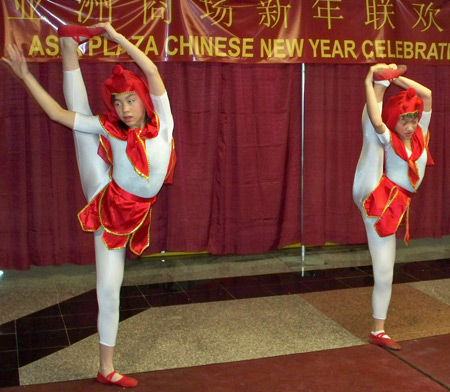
[394,116,418,142]
[113,92,146,130]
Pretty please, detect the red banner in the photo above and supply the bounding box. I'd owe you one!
[1,0,450,64]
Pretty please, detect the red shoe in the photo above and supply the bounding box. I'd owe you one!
[373,65,407,82]
[58,25,104,44]
[96,371,138,388]
[369,332,402,350]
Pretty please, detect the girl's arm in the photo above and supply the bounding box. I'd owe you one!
[365,64,389,134]
[393,76,432,112]
[95,22,166,96]
[2,44,75,129]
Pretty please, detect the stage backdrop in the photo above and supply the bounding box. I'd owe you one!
[0,1,449,270]
[2,0,450,64]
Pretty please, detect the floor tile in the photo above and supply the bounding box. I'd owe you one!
[61,290,97,303]
[18,347,63,367]
[301,284,450,342]
[0,333,17,351]
[424,259,450,270]
[300,266,370,279]
[18,337,100,386]
[337,275,374,288]
[22,305,61,319]
[177,279,224,293]
[396,261,450,280]
[250,272,301,285]
[59,301,98,316]
[216,276,261,288]
[351,264,422,284]
[187,288,234,303]
[119,285,144,298]
[137,282,183,296]
[126,345,449,392]
[409,279,450,305]
[224,284,276,299]
[17,330,69,351]
[264,281,311,295]
[145,292,191,307]
[63,313,97,329]
[17,295,362,385]
[0,350,18,370]
[8,345,450,391]
[67,327,98,345]
[300,278,350,292]
[0,369,20,388]
[410,267,450,280]
[0,288,60,326]
[394,334,450,389]
[119,308,148,321]
[391,271,421,283]
[0,320,15,335]
[16,316,65,334]
[1,237,450,389]
[396,261,433,274]
[119,296,150,311]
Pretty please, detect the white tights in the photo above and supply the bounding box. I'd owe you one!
[363,216,396,320]
[353,105,396,321]
[63,69,110,202]
[64,68,123,347]
[95,231,125,346]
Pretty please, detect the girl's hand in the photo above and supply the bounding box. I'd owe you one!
[2,44,29,80]
[93,22,122,43]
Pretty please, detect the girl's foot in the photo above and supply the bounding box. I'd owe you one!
[58,25,104,45]
[97,370,138,388]
[369,331,402,350]
[373,65,407,82]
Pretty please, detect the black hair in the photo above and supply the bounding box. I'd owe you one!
[399,111,419,122]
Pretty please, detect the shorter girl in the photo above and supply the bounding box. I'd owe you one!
[353,64,433,350]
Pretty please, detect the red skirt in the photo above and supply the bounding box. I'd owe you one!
[363,176,414,245]
[78,180,156,255]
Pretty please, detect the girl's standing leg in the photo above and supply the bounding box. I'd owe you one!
[60,36,130,382]
[353,80,400,349]
[363,218,396,330]
[94,231,127,381]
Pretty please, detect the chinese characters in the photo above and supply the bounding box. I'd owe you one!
[144,0,172,25]
[77,0,113,24]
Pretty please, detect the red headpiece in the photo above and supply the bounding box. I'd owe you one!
[381,88,423,131]
[102,65,155,124]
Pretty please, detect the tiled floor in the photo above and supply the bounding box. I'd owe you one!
[0,236,450,390]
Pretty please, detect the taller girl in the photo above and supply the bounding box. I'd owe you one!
[353,64,433,351]
[3,23,175,387]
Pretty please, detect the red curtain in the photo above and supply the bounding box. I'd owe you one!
[302,64,450,246]
[0,61,449,270]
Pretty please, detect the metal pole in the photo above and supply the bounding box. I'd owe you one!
[301,63,306,272]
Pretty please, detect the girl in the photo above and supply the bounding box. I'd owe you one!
[3,23,175,387]
[353,64,433,350]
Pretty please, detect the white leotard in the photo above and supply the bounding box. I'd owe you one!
[73,92,174,199]
[353,106,431,206]
[379,111,430,193]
